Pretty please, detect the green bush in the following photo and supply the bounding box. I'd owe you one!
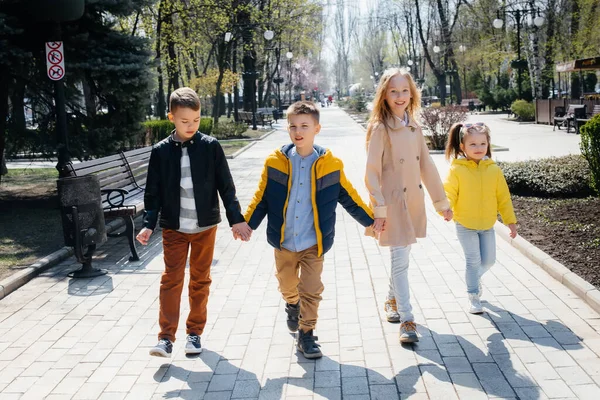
[200,118,213,135]
[144,118,213,143]
[510,100,535,121]
[497,155,593,198]
[348,92,366,112]
[212,119,247,139]
[580,114,600,195]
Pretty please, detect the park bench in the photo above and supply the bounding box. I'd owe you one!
[574,105,600,134]
[64,146,152,261]
[256,112,274,127]
[553,104,585,133]
[238,111,253,124]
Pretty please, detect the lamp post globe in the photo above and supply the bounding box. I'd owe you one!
[264,30,274,41]
[493,18,504,29]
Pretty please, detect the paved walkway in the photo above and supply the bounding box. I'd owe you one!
[1,107,600,400]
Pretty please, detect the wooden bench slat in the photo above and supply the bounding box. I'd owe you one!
[74,159,127,176]
[122,147,152,157]
[73,154,124,171]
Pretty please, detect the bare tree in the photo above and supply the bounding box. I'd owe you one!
[332,0,358,96]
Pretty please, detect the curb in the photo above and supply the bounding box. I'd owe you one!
[494,220,600,314]
[0,218,126,301]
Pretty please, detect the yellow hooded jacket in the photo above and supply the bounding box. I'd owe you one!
[443,157,517,230]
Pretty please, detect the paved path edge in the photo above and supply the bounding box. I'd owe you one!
[495,220,600,313]
[0,218,126,301]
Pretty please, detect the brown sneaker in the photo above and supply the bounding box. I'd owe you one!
[399,321,419,343]
[384,298,400,323]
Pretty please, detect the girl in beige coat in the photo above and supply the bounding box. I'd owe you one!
[365,68,452,343]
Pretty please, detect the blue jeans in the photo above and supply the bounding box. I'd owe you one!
[455,223,496,295]
[387,245,413,322]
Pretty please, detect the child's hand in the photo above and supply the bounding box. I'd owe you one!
[442,209,453,221]
[372,218,386,234]
[508,223,518,239]
[232,222,252,241]
[136,228,153,245]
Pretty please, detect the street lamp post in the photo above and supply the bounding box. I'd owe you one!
[459,45,467,99]
[286,51,293,105]
[493,8,544,99]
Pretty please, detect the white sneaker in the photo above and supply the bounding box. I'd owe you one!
[468,294,483,314]
[384,299,400,323]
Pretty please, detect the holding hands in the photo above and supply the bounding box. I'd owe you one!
[442,209,453,222]
[372,218,386,234]
[232,222,252,241]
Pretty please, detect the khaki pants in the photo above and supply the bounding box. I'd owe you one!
[158,227,217,342]
[274,245,324,332]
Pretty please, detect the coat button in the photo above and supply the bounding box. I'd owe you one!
[419,184,422,189]
[399,158,404,163]
[403,188,407,192]
[416,156,420,161]
[411,127,415,132]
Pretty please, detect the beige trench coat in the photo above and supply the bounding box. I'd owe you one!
[365,116,450,247]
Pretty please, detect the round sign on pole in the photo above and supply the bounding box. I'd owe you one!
[45,41,65,81]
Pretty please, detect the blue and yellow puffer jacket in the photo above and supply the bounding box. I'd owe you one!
[244,144,374,256]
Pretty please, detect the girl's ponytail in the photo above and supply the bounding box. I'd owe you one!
[445,123,463,160]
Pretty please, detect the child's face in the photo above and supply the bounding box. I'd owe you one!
[168,107,201,141]
[460,131,489,162]
[287,114,321,153]
[385,75,412,117]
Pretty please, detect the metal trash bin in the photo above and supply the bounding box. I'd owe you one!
[57,175,107,278]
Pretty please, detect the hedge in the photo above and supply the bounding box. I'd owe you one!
[498,155,593,198]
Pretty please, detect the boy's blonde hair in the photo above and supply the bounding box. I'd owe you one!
[366,68,421,147]
[286,101,320,123]
[169,87,200,112]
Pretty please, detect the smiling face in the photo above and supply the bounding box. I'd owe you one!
[287,114,321,156]
[168,106,201,141]
[385,74,412,118]
[460,131,490,162]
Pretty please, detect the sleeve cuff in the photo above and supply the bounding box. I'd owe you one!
[432,199,450,213]
[374,206,387,218]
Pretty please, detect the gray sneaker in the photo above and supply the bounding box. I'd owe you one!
[149,338,172,357]
[399,321,419,343]
[185,334,202,354]
[478,283,483,297]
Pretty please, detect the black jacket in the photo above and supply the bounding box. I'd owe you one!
[143,132,245,231]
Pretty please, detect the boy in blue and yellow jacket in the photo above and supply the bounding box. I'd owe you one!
[243,101,378,359]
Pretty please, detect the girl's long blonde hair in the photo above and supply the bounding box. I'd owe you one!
[366,68,422,147]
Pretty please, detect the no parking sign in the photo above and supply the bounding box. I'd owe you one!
[45,41,65,81]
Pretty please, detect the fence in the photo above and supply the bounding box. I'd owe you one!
[536,99,600,124]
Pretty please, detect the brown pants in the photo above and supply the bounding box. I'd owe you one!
[158,227,217,342]
[274,245,324,332]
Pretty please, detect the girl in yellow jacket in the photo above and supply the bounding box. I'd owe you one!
[443,122,517,314]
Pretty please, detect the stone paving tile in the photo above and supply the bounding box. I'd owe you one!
[1,107,600,399]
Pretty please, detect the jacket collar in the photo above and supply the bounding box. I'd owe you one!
[169,130,200,148]
[279,143,328,159]
[387,113,418,130]
[453,156,494,168]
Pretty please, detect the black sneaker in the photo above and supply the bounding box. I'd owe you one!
[149,338,172,357]
[285,302,300,332]
[297,329,322,359]
[185,334,202,354]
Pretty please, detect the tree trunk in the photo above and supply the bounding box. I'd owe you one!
[213,41,226,128]
[155,0,166,119]
[542,0,557,99]
[0,71,9,182]
[82,75,97,118]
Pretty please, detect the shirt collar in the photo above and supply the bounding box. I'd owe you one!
[171,132,196,148]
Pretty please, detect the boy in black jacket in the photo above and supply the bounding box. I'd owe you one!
[137,87,251,357]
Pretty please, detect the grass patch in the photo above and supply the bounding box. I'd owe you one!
[221,141,251,155]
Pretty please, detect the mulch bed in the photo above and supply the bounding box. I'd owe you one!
[512,196,600,288]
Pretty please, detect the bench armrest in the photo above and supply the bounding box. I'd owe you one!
[101,188,130,208]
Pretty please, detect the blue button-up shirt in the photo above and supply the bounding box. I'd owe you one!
[282,147,319,252]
